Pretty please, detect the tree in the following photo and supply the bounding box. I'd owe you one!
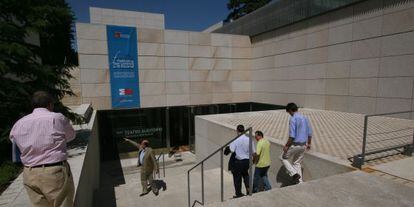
[226,0,272,21]
[0,0,82,163]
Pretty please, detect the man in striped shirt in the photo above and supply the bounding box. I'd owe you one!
[9,91,75,207]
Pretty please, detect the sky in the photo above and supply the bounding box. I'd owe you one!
[66,0,230,31]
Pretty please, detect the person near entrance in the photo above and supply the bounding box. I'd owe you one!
[280,102,313,184]
[9,91,76,207]
[138,140,159,196]
[229,125,255,198]
[252,131,272,192]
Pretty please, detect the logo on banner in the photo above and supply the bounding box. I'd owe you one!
[119,88,133,96]
[114,32,131,39]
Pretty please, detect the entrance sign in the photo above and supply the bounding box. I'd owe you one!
[106,25,140,108]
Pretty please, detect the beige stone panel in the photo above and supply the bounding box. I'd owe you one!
[231,48,251,58]
[188,32,211,45]
[164,30,188,44]
[80,69,109,84]
[190,93,212,105]
[232,92,251,103]
[325,95,349,112]
[289,20,310,37]
[326,79,349,96]
[307,29,329,48]
[352,16,383,40]
[273,80,289,93]
[351,38,381,59]
[251,69,273,81]
[62,85,82,106]
[166,82,190,94]
[165,70,189,82]
[375,98,412,114]
[189,58,213,70]
[232,71,251,81]
[305,79,326,95]
[287,94,306,107]
[213,71,231,81]
[286,80,305,94]
[190,71,212,81]
[381,31,414,56]
[78,55,108,69]
[305,63,326,79]
[76,23,106,40]
[213,81,232,93]
[232,59,251,70]
[262,43,273,56]
[326,61,351,78]
[379,54,414,77]
[328,23,353,44]
[77,39,107,55]
[350,58,379,78]
[231,35,251,47]
[139,70,165,83]
[287,66,306,80]
[140,82,166,95]
[251,81,268,92]
[377,77,413,98]
[304,95,326,109]
[252,45,264,58]
[306,47,328,65]
[188,45,213,57]
[349,78,378,97]
[138,56,165,69]
[347,96,376,114]
[268,93,288,105]
[138,28,164,43]
[327,43,351,62]
[213,93,232,103]
[164,44,188,57]
[82,97,111,110]
[353,0,383,21]
[138,43,164,56]
[190,82,212,94]
[140,95,166,107]
[211,34,232,47]
[329,6,354,28]
[232,81,251,92]
[213,47,232,58]
[383,6,414,35]
[81,83,110,97]
[69,67,80,85]
[251,92,268,104]
[213,59,232,70]
[253,56,274,69]
[166,94,190,106]
[165,57,188,69]
[280,35,307,53]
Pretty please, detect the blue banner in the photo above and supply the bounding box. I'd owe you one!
[106,25,140,108]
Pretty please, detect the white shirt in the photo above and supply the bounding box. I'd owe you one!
[139,149,146,165]
[229,134,256,160]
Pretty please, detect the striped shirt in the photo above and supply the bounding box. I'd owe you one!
[9,108,75,167]
[289,112,313,143]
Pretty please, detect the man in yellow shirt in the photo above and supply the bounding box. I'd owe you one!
[253,131,272,193]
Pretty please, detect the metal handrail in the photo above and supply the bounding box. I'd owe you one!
[351,111,414,169]
[154,153,166,178]
[187,127,254,207]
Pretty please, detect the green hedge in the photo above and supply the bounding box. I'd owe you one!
[0,162,22,189]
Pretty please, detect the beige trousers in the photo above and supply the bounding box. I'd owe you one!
[23,162,74,207]
[141,171,158,194]
[280,145,306,183]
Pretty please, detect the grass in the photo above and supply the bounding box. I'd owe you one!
[0,161,22,194]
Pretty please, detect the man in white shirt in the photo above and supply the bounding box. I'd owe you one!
[229,125,255,198]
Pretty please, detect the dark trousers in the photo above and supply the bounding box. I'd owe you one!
[232,159,250,196]
[253,166,272,193]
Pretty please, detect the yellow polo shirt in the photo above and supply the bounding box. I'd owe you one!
[256,138,271,168]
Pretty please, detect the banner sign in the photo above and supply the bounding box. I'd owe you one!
[106,25,140,108]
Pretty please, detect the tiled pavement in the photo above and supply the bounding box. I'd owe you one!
[202,109,414,162]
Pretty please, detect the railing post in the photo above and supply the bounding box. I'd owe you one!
[163,154,165,177]
[220,148,224,202]
[201,162,204,204]
[248,128,253,196]
[188,171,191,207]
[353,115,368,169]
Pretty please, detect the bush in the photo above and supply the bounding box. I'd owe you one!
[0,162,22,191]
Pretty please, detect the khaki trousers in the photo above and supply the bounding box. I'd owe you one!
[23,162,74,207]
[280,145,306,183]
[140,171,157,194]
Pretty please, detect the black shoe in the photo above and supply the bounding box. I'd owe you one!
[161,181,167,191]
[153,190,159,196]
[292,174,301,184]
[233,194,245,199]
[139,191,149,197]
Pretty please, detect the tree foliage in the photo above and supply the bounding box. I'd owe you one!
[226,0,271,21]
[0,0,82,163]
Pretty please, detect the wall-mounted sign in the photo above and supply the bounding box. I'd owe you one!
[106,25,140,108]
